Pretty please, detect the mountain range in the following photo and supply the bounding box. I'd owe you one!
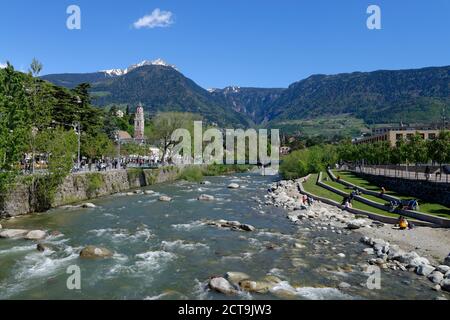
[41,60,450,133]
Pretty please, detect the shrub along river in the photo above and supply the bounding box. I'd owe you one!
[0,173,439,299]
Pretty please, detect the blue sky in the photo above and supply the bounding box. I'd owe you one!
[1,0,449,88]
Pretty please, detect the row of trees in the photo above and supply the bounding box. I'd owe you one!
[337,131,450,166]
[279,131,450,179]
[0,61,116,200]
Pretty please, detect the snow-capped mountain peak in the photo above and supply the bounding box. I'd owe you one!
[101,59,177,77]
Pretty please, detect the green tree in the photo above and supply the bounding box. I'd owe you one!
[148,112,198,163]
[81,133,115,162]
[429,131,450,170]
[0,63,31,192]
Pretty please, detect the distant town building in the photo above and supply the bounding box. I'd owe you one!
[116,130,133,142]
[115,110,124,118]
[134,105,145,142]
[353,125,448,146]
[280,146,291,155]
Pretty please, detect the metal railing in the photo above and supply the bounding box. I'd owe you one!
[352,165,450,184]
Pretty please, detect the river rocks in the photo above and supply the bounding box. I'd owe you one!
[198,194,215,201]
[437,265,450,274]
[36,243,55,252]
[50,230,62,237]
[240,224,256,232]
[81,203,97,208]
[347,219,368,230]
[0,224,2,229]
[337,253,346,258]
[428,271,444,284]
[228,183,240,189]
[408,257,431,268]
[387,245,405,260]
[0,229,29,239]
[363,248,375,255]
[338,282,351,290]
[205,219,256,232]
[294,243,306,249]
[238,280,272,294]
[263,275,283,285]
[159,196,172,202]
[441,279,450,292]
[200,181,211,185]
[444,254,450,267]
[209,277,237,295]
[416,264,435,276]
[25,230,47,240]
[396,251,420,265]
[79,246,113,259]
[144,190,155,195]
[225,272,250,285]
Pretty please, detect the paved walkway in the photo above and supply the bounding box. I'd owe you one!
[354,167,450,184]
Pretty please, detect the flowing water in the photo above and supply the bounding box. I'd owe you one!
[0,173,442,300]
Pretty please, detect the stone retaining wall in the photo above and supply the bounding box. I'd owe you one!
[354,172,450,208]
[0,166,185,218]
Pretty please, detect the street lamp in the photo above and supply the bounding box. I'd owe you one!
[115,131,121,169]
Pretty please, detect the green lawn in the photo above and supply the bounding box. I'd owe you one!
[332,170,450,218]
[303,174,399,218]
[322,173,388,205]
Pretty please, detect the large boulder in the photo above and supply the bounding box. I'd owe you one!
[240,224,256,232]
[409,257,431,268]
[416,264,435,276]
[441,279,450,292]
[347,219,368,230]
[25,230,47,241]
[239,280,273,294]
[0,229,29,239]
[198,194,215,201]
[209,277,237,295]
[81,203,97,208]
[79,246,113,259]
[228,183,240,189]
[437,265,450,274]
[36,243,53,252]
[444,254,450,267]
[428,271,444,284]
[395,251,420,265]
[159,196,172,202]
[225,272,250,285]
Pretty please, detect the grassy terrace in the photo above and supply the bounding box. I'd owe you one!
[322,173,388,205]
[302,174,399,218]
[332,170,450,218]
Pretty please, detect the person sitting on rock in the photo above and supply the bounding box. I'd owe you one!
[398,216,409,230]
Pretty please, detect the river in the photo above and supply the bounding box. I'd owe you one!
[0,173,439,299]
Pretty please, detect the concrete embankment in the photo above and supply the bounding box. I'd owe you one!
[0,166,188,218]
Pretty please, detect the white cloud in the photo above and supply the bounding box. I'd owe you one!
[133,9,174,29]
[0,62,7,69]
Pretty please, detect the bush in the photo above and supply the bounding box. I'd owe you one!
[180,166,204,182]
[86,173,104,197]
[280,145,337,180]
[203,164,251,176]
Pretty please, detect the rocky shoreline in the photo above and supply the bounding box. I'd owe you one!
[265,178,450,295]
